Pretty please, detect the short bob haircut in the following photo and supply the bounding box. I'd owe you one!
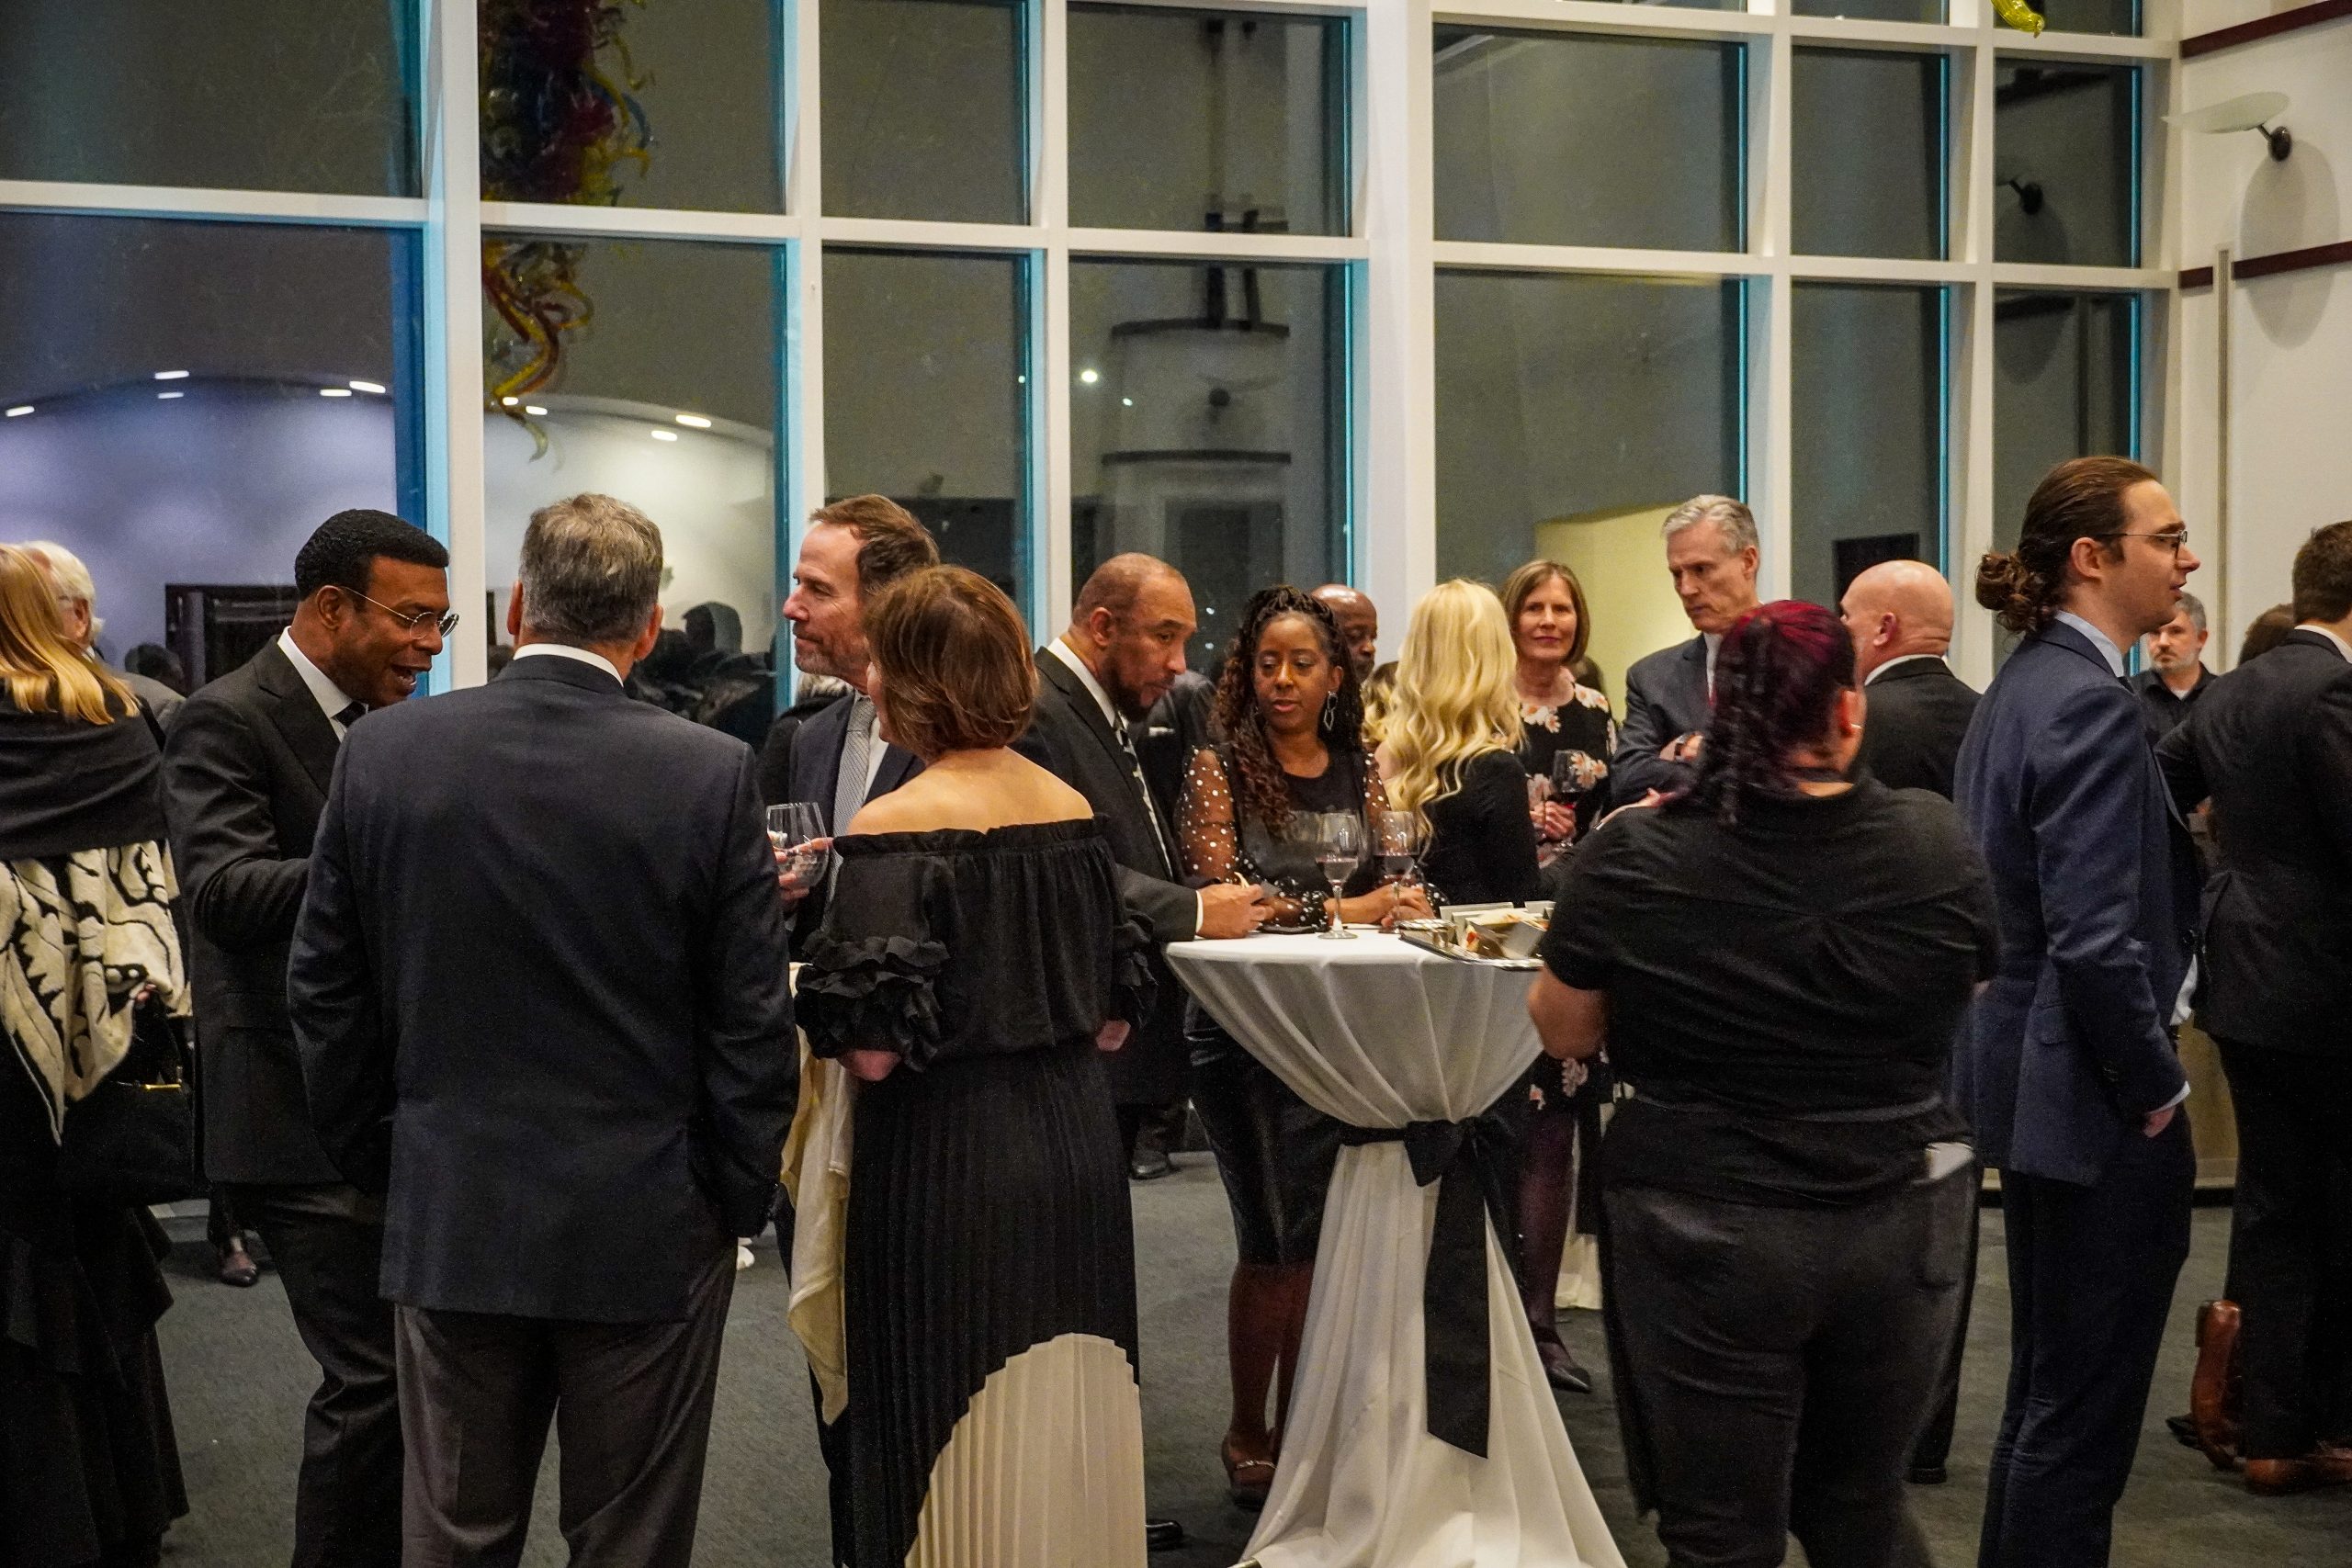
[864,565,1037,758]
[1498,558,1593,670]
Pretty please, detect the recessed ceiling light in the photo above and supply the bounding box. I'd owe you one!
[650,428,679,442]
[320,387,354,398]
[1122,397,1134,407]
[1079,368,1100,385]
[153,370,189,381]
[349,379,386,395]
[157,391,185,400]
[501,396,519,407]
[3,406,30,418]
[524,404,548,416]
[674,413,712,429]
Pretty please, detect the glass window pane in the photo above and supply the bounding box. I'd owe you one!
[1792,284,1945,609]
[0,214,420,689]
[1792,49,1946,260]
[1434,30,1745,253]
[0,2,416,195]
[1995,61,2140,268]
[823,251,1031,605]
[1069,6,1347,237]
[1794,1,1944,18]
[823,0,1026,223]
[1993,289,2136,554]
[482,234,779,728]
[2034,1,2140,37]
[1069,259,1344,671]
[480,0,780,212]
[1435,270,1743,705]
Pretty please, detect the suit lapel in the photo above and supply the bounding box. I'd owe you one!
[868,743,920,803]
[1038,650,1136,778]
[250,641,341,798]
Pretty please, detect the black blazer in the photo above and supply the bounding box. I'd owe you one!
[163,639,345,1185]
[2158,631,2352,1055]
[288,656,797,1323]
[1615,635,1711,800]
[1955,619,2200,1186]
[1021,649,1199,1107]
[1856,657,1980,800]
[778,692,923,831]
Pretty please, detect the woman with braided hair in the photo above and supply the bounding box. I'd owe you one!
[1175,585,1430,1507]
[1530,599,2000,1568]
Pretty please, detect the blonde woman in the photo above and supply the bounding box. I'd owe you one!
[1376,581,1540,907]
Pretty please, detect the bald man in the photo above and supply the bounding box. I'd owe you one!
[1839,560,1978,799]
[1311,583,1379,682]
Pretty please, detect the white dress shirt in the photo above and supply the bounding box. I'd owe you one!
[1048,637,1201,929]
[512,642,623,682]
[2297,623,2352,663]
[277,629,364,738]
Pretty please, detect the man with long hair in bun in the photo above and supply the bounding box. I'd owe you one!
[1955,456,2205,1568]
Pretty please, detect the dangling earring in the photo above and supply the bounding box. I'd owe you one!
[1323,690,1339,725]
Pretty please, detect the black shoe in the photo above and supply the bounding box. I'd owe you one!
[1146,1517,1186,1551]
[2167,1413,2201,1450]
[217,1237,259,1289]
[1129,1148,1176,1181]
[1907,1464,1949,1485]
[1535,1336,1592,1394]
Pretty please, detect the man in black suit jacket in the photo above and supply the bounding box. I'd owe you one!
[1842,558,1981,799]
[162,509,451,1568]
[1023,557,1270,1168]
[1616,495,1763,799]
[2132,591,2216,740]
[2158,521,2352,1495]
[290,493,797,1565]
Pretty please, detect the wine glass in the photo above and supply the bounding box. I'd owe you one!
[1373,806,1421,890]
[766,803,832,899]
[1314,811,1363,941]
[1549,751,1600,841]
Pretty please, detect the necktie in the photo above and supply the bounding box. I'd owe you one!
[832,695,876,833]
[1116,720,1176,876]
[333,701,366,733]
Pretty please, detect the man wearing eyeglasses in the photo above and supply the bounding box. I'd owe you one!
[163,507,450,1568]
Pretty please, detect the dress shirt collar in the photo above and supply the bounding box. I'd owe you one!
[2052,611,2127,678]
[1048,636,1127,735]
[1864,651,1949,687]
[277,628,363,734]
[512,642,623,682]
[2297,624,2352,664]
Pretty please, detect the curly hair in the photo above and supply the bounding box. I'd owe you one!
[1384,581,1522,834]
[1976,457,2155,635]
[1211,585,1366,834]
[1690,600,1855,827]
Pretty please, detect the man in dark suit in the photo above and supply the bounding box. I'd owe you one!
[289,493,796,1566]
[1024,556,1270,1178]
[1310,581,1380,682]
[1956,457,2205,1568]
[1842,558,1980,799]
[2158,520,2352,1495]
[1616,495,1762,799]
[2132,590,2215,739]
[162,509,451,1568]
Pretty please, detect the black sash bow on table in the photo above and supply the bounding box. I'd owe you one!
[1338,1111,1517,1457]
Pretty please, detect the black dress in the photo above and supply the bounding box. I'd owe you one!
[1176,745,1381,1267]
[1418,749,1542,908]
[797,818,1150,1568]
[1517,682,1618,839]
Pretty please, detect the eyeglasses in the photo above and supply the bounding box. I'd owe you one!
[349,589,459,638]
[2097,528,2192,558]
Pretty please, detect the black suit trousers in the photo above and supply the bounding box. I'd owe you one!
[244,1182,403,1568]
[1979,1116,2193,1568]
[2215,1040,2352,1459]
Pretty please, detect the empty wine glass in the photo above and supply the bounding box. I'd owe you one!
[1314,811,1363,941]
[766,803,832,898]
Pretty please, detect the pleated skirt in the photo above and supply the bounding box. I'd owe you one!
[845,1040,1144,1568]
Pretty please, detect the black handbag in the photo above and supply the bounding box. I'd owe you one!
[56,1001,199,1206]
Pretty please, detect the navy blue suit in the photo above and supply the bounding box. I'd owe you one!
[1955,616,2199,1568]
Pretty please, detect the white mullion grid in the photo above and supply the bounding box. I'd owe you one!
[481,201,800,243]
[1362,0,1438,615]
[785,0,827,699]
[1753,23,1793,603]
[1037,0,1074,634]
[1948,8,1999,686]
[423,0,488,689]
[0,180,425,226]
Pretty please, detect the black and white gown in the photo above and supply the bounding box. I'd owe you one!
[797,817,1151,1568]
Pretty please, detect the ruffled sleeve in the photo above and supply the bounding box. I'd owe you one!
[796,851,950,1066]
[1109,912,1158,1031]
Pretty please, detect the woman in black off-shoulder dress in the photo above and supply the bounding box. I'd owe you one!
[796,566,1152,1568]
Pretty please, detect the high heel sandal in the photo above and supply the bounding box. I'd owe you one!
[1222,1434,1277,1510]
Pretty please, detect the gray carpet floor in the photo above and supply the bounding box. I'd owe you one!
[153,1168,2349,1566]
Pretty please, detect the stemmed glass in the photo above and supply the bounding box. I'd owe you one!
[1373,806,1421,893]
[1549,750,1602,843]
[1314,811,1363,941]
[766,803,833,900]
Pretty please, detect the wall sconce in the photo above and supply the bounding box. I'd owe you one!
[2172,90,2292,162]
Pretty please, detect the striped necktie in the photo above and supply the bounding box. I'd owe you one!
[832,695,876,832]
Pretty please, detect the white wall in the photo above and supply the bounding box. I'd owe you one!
[2175,9,2352,665]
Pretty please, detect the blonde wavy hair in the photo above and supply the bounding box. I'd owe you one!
[0,545,131,724]
[1382,580,1521,829]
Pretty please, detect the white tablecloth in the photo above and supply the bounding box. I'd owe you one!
[1167,933,1624,1568]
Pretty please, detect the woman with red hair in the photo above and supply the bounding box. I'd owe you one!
[1528,600,1999,1568]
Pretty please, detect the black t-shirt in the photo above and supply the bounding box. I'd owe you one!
[1542,778,1999,1206]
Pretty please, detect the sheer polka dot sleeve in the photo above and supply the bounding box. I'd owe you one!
[1178,747,1241,884]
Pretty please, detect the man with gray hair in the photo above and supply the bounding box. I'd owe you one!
[290,492,797,1566]
[2132,590,2214,740]
[1613,494,1763,799]
[15,539,184,730]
